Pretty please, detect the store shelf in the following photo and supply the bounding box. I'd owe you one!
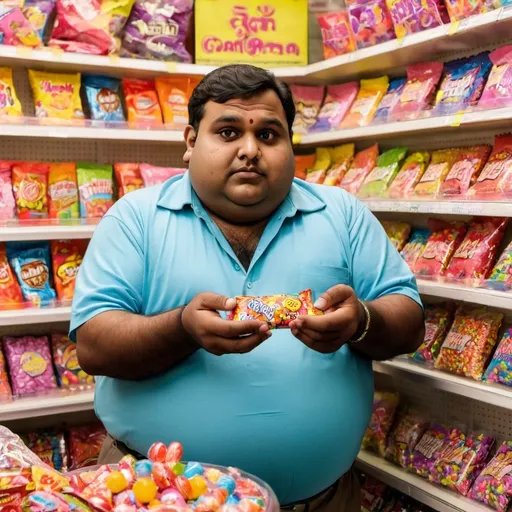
[356,451,489,512]
[0,306,71,326]
[0,221,98,241]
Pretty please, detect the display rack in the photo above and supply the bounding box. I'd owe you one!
[0,306,71,326]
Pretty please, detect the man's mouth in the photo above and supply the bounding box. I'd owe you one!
[231,167,264,179]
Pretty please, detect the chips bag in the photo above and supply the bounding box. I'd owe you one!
[48,163,79,219]
[311,82,359,132]
[340,144,379,195]
[305,147,332,184]
[445,0,485,21]
[114,163,144,197]
[400,228,430,272]
[12,162,49,219]
[122,78,163,124]
[386,412,429,468]
[386,0,444,39]
[347,0,396,49]
[317,10,357,59]
[413,148,460,197]
[486,240,512,291]
[139,164,186,187]
[374,78,406,124]
[0,68,22,117]
[51,240,86,301]
[291,85,325,135]
[155,76,199,128]
[381,220,411,251]
[295,154,317,180]
[323,144,355,186]
[83,75,125,122]
[77,163,113,218]
[68,424,107,470]
[52,332,93,389]
[0,162,16,220]
[0,5,42,47]
[485,329,512,386]
[386,152,431,199]
[0,244,23,309]
[479,46,512,110]
[23,0,56,39]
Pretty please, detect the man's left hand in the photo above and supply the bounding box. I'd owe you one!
[289,285,363,354]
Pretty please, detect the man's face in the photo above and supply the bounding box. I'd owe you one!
[184,90,295,224]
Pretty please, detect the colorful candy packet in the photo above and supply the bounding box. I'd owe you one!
[347,0,396,49]
[139,164,186,187]
[0,5,42,47]
[23,0,56,39]
[445,0,485,21]
[340,144,379,195]
[0,349,12,402]
[0,68,22,117]
[401,228,430,272]
[485,329,512,386]
[323,144,355,186]
[479,46,512,110]
[386,152,431,199]
[360,475,389,511]
[0,244,23,309]
[12,162,49,219]
[305,147,332,184]
[435,306,503,380]
[114,163,144,197]
[486,240,512,290]
[374,78,406,124]
[77,163,113,219]
[439,145,491,197]
[23,430,67,471]
[390,62,444,121]
[295,154,317,180]
[48,163,79,219]
[413,148,460,197]
[51,240,86,301]
[0,161,16,220]
[122,78,163,124]
[68,423,107,470]
[28,70,84,120]
[470,440,512,511]
[83,75,124,122]
[52,333,94,389]
[359,146,408,198]
[386,412,429,468]
[410,303,454,362]
[155,76,200,128]
[386,0,444,39]
[311,82,359,132]
[291,85,325,135]
[227,289,322,329]
[414,219,467,278]
[444,217,508,283]
[341,77,389,128]
[317,10,357,59]
[381,221,411,251]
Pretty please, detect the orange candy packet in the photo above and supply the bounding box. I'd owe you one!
[51,240,87,301]
[114,163,144,198]
[122,78,163,124]
[155,76,200,128]
[0,244,23,309]
[12,162,49,219]
[48,163,79,219]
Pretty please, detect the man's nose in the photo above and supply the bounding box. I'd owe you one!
[237,134,259,161]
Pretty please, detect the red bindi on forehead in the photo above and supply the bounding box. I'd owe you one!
[249,119,254,124]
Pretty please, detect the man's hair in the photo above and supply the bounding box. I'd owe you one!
[188,64,295,137]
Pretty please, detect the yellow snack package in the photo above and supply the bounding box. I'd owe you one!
[341,76,389,128]
[324,144,355,186]
[305,147,332,184]
[155,76,200,128]
[28,70,84,120]
[0,67,22,117]
[413,148,461,197]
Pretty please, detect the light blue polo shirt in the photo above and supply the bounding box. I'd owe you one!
[70,172,420,504]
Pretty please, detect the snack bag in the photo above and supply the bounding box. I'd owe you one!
[52,333,94,389]
[401,228,430,271]
[28,70,84,120]
[77,163,113,218]
[291,85,325,135]
[468,135,512,199]
[386,0,444,39]
[305,147,332,184]
[311,82,359,132]
[122,0,193,62]
[486,241,512,290]
[68,424,107,470]
[51,240,86,301]
[0,5,42,47]
[410,303,454,362]
[122,78,163,124]
[386,152,431,199]
[12,162,49,219]
[386,412,429,468]
[485,329,512,386]
[3,335,57,397]
[0,245,23,309]
[435,306,503,380]
[48,163,79,219]
[347,0,396,49]
[340,144,379,195]
[390,62,444,121]
[381,220,411,251]
[0,68,22,117]
[360,475,389,511]
[0,350,12,402]
[374,78,406,124]
[445,0,485,21]
[479,46,512,110]
[414,219,467,278]
[341,77,389,128]
[83,75,124,122]
[323,144,355,186]
[139,164,186,187]
[317,10,357,59]
[295,154,317,180]
[114,163,143,197]
[0,162,16,220]
[413,148,460,197]
[23,430,67,471]
[23,0,56,39]
[361,391,400,457]
[440,145,491,197]
[445,217,508,283]
[359,146,408,198]
[155,76,199,128]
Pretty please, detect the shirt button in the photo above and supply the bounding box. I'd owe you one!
[234,264,241,271]
[247,282,252,289]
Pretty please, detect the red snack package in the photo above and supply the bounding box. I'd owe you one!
[0,245,23,310]
[68,423,107,470]
[317,10,357,60]
[295,154,316,180]
[440,145,491,197]
[413,148,460,198]
[339,144,379,195]
[51,240,86,301]
[386,152,431,199]
[114,163,144,198]
[0,349,12,402]
[122,78,163,124]
[414,219,467,278]
[12,162,49,219]
[0,162,15,221]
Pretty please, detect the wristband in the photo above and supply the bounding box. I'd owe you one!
[349,300,370,344]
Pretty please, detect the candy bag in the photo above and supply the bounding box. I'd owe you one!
[374,78,406,124]
[52,333,93,389]
[0,162,16,220]
[12,162,49,219]
[381,220,411,251]
[435,306,503,380]
[48,163,79,219]
[121,0,193,62]
[401,228,430,272]
[361,391,400,457]
[295,154,316,180]
[83,75,124,122]
[311,82,359,132]
[468,135,512,199]
[445,0,485,21]
[317,10,357,59]
[51,240,86,301]
[340,144,380,195]
[386,0,444,39]
[291,85,325,135]
[479,46,512,110]
[414,219,467,277]
[0,5,42,47]
[386,152,431,199]
[440,145,491,197]
[139,164,186,187]
[0,245,23,310]
[445,217,508,283]
[28,70,84,120]
[68,424,107,470]
[0,68,22,117]
[413,148,460,197]
[23,430,67,471]
[306,148,332,185]
[386,412,429,468]
[410,303,454,362]
[77,163,113,218]
[486,241,512,291]
[0,347,12,404]
[323,144,355,186]
[360,475,389,511]
[485,329,512,386]
[359,146,408,198]
[23,0,55,39]
[114,163,144,197]
[390,62,444,121]
[341,77,389,128]
[347,0,396,49]
[155,76,199,128]
[3,335,57,397]
[122,78,163,124]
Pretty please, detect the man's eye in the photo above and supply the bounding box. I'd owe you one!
[259,130,276,141]
[220,129,238,139]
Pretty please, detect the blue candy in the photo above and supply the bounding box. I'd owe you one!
[83,75,125,122]
[226,495,240,505]
[134,459,153,477]
[184,461,204,478]
[217,475,236,495]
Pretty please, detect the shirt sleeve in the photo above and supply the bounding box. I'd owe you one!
[69,211,144,341]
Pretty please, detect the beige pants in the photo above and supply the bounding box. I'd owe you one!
[98,436,361,512]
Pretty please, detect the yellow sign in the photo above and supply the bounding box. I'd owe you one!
[195,0,308,67]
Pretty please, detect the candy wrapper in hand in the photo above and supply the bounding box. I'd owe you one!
[84,75,124,122]
[295,154,316,181]
[114,163,144,197]
[445,217,508,283]
[359,146,408,198]
[386,0,444,39]
[68,423,107,470]
[23,430,67,471]
[291,85,325,135]
[485,329,512,386]
[360,475,389,511]
[0,350,12,402]
[381,220,411,251]
[12,162,49,219]
[347,0,396,49]
[155,76,199,128]
[0,68,22,117]
[227,289,322,329]
[361,391,400,457]
[401,228,430,272]
[340,144,379,195]
[0,162,16,220]
[139,164,185,187]
[435,306,503,380]
[445,0,485,21]
[23,0,55,39]
[3,335,57,397]
[77,163,113,219]
[0,425,53,469]
[311,82,359,132]
[341,77,389,128]
[52,333,93,389]
[386,412,429,468]
[323,144,355,186]
[318,10,357,60]
[487,241,512,290]
[48,163,79,220]
[122,78,163,124]
[51,239,86,301]
[0,244,23,310]
[386,152,430,199]
[411,303,454,362]
[374,78,406,124]
[0,5,42,47]
[413,148,460,197]
[305,147,331,184]
[479,46,512,110]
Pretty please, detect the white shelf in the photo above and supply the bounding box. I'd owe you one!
[0,306,71,326]
[0,222,98,241]
[356,451,490,512]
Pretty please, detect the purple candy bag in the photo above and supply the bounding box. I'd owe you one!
[121,0,193,62]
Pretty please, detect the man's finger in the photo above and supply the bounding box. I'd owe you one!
[314,284,355,311]
[199,292,237,312]
[209,331,271,355]
[295,327,341,343]
[297,309,354,333]
[209,315,268,338]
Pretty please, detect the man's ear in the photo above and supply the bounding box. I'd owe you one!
[183,125,196,164]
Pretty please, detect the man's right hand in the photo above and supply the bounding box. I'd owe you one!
[181,293,271,356]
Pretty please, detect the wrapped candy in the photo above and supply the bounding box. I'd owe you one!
[51,239,87,301]
[306,147,332,184]
[77,163,113,218]
[23,0,56,40]
[486,241,512,290]
[295,154,316,181]
[435,306,503,380]
[122,78,163,124]
[139,164,186,187]
[291,85,325,135]
[381,221,411,251]
[23,430,67,471]
[84,75,125,122]
[485,329,512,386]
[479,46,512,110]
[114,163,144,197]
[0,68,22,117]
[12,162,49,219]
[0,425,52,469]
[374,78,406,124]
[0,5,42,47]
[0,244,24,309]
[52,333,93,389]
[445,0,485,21]
[386,0,444,39]
[400,228,430,272]
[386,412,429,468]
[317,10,357,60]
[311,83,359,132]
[360,475,389,511]
[48,163,79,220]
[155,76,199,128]
[0,162,16,220]
[339,144,379,195]
[386,152,430,199]
[413,148,460,197]
[323,144,355,186]
[68,424,107,470]
[347,0,396,49]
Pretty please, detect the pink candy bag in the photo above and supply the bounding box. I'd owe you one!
[479,46,512,110]
[139,164,186,187]
[0,5,42,47]
[0,162,16,220]
[311,82,359,132]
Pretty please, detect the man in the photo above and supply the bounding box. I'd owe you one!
[71,64,424,511]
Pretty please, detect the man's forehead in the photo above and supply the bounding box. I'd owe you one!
[204,90,286,117]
